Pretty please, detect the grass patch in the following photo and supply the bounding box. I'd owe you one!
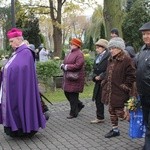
[44,81,94,103]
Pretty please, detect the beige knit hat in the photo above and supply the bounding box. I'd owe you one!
[95,39,108,49]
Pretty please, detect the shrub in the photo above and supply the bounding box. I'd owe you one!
[0,50,11,60]
[36,60,63,89]
[84,54,94,81]
[82,49,89,54]
[85,57,93,74]
[82,49,94,80]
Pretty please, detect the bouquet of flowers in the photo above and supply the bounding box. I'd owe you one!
[125,96,141,111]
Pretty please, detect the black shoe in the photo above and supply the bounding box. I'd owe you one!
[67,115,77,119]
[78,105,85,112]
[105,130,120,138]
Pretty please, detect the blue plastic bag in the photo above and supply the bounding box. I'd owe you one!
[129,108,145,138]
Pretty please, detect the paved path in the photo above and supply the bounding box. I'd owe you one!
[0,100,144,150]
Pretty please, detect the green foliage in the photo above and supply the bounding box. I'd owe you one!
[0,5,12,50]
[84,5,103,45]
[122,0,150,51]
[22,13,42,48]
[0,0,43,50]
[15,0,28,28]
[0,50,6,58]
[100,23,106,39]
[84,56,94,76]
[104,0,124,39]
[61,49,66,60]
[83,36,94,51]
[89,36,94,51]
[126,0,138,12]
[83,50,94,77]
[36,60,62,86]
[15,1,43,48]
[85,57,93,75]
[0,50,11,59]
[82,49,89,54]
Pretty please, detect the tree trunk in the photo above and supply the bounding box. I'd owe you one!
[53,26,62,57]
[103,0,123,39]
[49,0,66,57]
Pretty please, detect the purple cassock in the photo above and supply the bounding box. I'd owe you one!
[0,44,46,136]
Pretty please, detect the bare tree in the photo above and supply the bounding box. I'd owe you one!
[22,0,97,57]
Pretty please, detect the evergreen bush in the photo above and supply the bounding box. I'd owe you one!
[36,60,63,90]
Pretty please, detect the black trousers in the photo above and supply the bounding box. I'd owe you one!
[92,83,104,120]
[140,95,150,150]
[95,91,104,120]
[64,91,83,117]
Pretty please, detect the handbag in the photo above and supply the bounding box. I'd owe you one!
[129,108,145,138]
[66,71,79,81]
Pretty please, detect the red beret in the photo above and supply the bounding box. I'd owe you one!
[7,28,23,39]
[70,38,82,48]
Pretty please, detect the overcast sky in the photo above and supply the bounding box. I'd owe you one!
[83,0,103,16]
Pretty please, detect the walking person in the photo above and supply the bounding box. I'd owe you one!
[61,38,85,119]
[90,39,110,123]
[101,37,136,138]
[136,22,150,150]
[0,28,46,137]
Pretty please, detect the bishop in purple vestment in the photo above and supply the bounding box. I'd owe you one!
[0,28,46,137]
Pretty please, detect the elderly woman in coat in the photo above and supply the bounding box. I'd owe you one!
[91,39,110,124]
[61,38,85,119]
[101,37,136,138]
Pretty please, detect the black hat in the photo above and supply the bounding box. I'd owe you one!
[139,22,150,31]
[111,28,119,36]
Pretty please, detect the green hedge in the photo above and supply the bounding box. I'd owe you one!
[36,55,94,89]
[36,60,62,86]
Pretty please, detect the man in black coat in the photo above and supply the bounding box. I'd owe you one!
[136,21,150,150]
[91,39,110,123]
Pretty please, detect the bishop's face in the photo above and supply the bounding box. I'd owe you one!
[9,37,20,50]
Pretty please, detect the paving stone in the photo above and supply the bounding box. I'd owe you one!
[0,100,144,150]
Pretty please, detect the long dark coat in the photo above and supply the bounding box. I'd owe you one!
[101,51,136,107]
[92,50,110,101]
[136,45,150,96]
[62,48,85,93]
